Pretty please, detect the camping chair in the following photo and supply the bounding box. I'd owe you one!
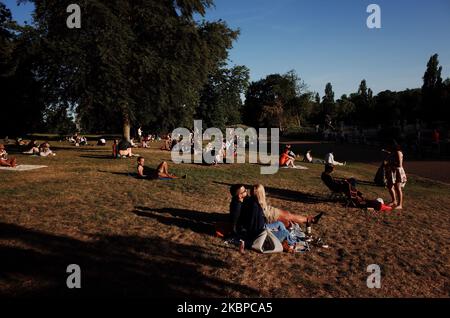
[322,179,358,208]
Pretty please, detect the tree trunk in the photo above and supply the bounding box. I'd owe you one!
[123,115,131,142]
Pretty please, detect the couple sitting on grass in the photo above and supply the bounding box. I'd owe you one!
[136,157,186,180]
[228,184,324,253]
[321,164,392,212]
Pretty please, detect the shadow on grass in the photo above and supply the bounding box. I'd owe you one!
[132,207,227,236]
[213,181,327,204]
[0,222,258,298]
[80,154,116,159]
[98,170,135,177]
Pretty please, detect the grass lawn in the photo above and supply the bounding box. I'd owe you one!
[0,141,449,297]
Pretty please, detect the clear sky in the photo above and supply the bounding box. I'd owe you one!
[4,0,450,98]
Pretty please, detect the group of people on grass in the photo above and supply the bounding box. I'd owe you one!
[279,144,344,168]
[1,140,59,168]
[319,142,406,210]
[21,140,56,157]
[226,183,324,253]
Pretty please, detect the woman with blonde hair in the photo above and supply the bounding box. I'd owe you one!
[252,184,323,227]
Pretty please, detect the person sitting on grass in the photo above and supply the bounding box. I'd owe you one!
[136,157,186,180]
[303,149,326,164]
[39,141,56,157]
[279,147,296,168]
[229,184,250,235]
[0,144,17,167]
[249,184,323,228]
[97,138,106,146]
[22,140,40,155]
[321,164,359,197]
[321,164,392,211]
[325,151,346,166]
[160,134,172,151]
[284,144,297,158]
[118,138,135,158]
[243,184,320,253]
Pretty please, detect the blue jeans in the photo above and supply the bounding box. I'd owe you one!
[266,221,295,245]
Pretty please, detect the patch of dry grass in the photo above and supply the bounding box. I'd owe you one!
[0,141,449,297]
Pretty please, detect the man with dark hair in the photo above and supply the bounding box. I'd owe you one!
[229,184,248,235]
[321,164,356,196]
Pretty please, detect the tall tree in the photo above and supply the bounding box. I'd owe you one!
[1,1,46,136]
[196,65,250,129]
[422,53,444,122]
[243,71,304,130]
[320,82,335,126]
[27,0,238,139]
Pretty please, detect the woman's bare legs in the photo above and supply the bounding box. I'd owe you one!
[387,185,397,206]
[277,210,310,227]
[0,157,16,167]
[394,183,403,209]
[119,149,132,157]
[286,159,295,168]
[157,161,178,179]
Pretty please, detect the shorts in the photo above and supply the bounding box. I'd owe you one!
[386,167,407,188]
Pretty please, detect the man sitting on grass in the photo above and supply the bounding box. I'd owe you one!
[321,164,360,196]
[321,164,392,211]
[137,157,186,180]
[0,144,17,167]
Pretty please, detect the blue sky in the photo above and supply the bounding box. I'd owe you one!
[4,0,450,98]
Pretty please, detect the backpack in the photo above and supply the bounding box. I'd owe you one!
[251,229,283,254]
[374,163,387,187]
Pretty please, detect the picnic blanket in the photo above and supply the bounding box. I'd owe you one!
[281,165,309,170]
[0,165,48,171]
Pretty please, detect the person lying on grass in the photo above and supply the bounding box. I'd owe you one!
[303,149,326,164]
[39,141,56,157]
[136,157,186,180]
[0,144,17,167]
[22,140,39,155]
